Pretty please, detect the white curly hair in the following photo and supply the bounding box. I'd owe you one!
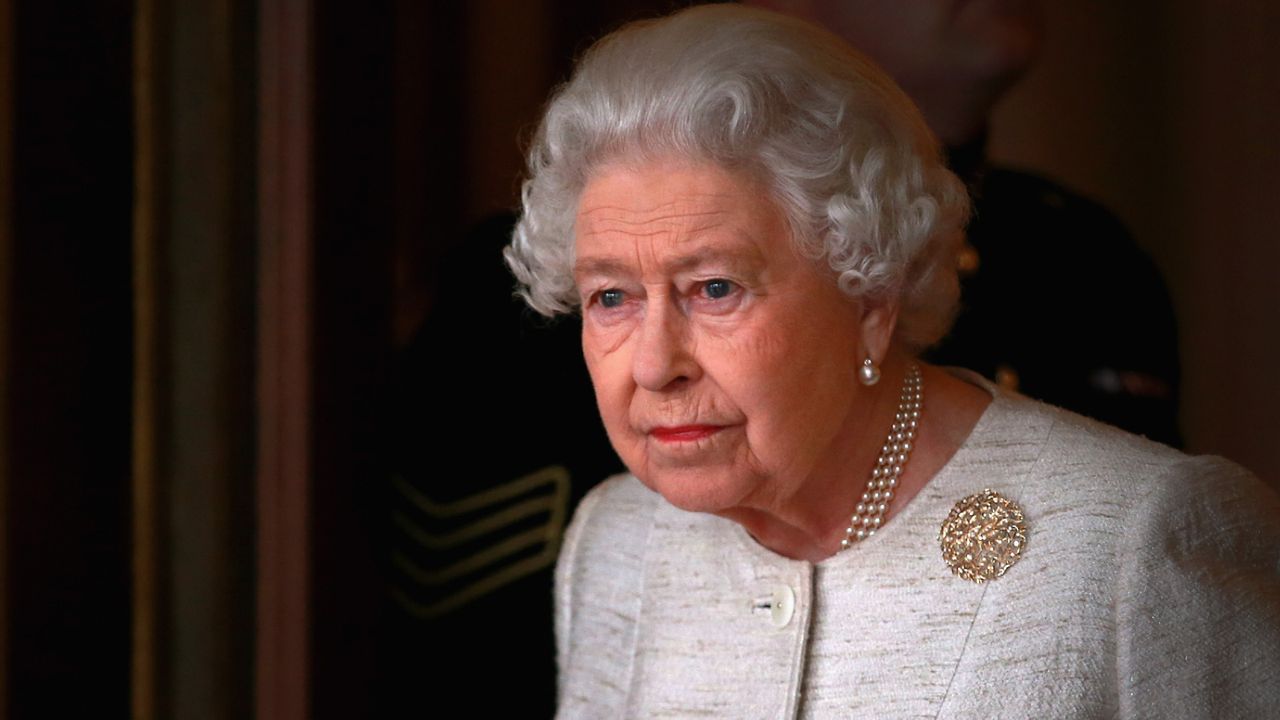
[503,4,970,351]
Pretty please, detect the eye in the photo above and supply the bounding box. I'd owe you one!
[598,288,625,308]
[702,278,736,300]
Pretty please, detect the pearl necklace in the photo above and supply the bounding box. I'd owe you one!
[840,363,923,549]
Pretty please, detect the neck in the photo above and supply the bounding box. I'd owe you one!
[719,355,914,562]
[721,362,993,563]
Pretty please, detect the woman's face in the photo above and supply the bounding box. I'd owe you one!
[574,158,877,516]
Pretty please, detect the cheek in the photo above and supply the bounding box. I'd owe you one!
[702,328,800,428]
[735,326,788,362]
[582,337,635,431]
[709,310,839,394]
[702,310,787,363]
[712,322,859,450]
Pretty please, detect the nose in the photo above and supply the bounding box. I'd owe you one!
[632,295,701,391]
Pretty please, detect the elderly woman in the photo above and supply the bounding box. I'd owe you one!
[504,6,1280,717]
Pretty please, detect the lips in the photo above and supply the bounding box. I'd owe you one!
[649,425,724,442]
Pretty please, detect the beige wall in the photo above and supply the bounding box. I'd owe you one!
[988,0,1280,485]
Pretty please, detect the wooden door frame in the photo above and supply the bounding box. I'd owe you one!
[0,0,12,710]
[257,0,313,718]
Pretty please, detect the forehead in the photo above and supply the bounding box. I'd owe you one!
[573,159,789,277]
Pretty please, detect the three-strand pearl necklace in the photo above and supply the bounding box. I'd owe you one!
[840,363,923,549]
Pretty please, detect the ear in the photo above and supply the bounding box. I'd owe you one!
[858,296,900,365]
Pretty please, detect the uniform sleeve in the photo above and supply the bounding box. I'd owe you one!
[1115,456,1280,717]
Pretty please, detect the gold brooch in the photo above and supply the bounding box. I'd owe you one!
[939,489,1027,583]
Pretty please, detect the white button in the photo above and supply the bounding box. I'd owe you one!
[769,585,795,628]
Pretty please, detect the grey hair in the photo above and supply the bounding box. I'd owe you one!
[503,4,969,351]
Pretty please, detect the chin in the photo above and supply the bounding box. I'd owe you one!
[636,465,748,515]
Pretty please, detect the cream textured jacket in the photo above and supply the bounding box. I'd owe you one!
[553,384,1280,718]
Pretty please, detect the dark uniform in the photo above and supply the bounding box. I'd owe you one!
[929,141,1182,447]
[381,215,623,718]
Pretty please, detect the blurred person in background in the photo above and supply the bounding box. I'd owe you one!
[751,0,1184,446]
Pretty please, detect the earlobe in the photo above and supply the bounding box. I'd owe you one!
[858,299,900,366]
[858,357,881,386]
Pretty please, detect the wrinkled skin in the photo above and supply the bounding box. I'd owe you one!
[573,158,895,548]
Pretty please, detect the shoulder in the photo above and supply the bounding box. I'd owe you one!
[1036,405,1279,568]
[1002,394,1280,584]
[553,474,659,709]
[1116,452,1280,610]
[977,392,1280,713]
[556,472,659,604]
[996,390,1187,495]
[1111,454,1280,714]
[972,390,1272,554]
[979,382,1277,551]
[558,473,660,570]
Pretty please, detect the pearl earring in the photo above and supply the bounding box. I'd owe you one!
[859,356,881,386]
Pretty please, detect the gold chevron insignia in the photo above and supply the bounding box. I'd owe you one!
[390,464,571,618]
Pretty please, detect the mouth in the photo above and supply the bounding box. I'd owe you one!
[648,425,725,443]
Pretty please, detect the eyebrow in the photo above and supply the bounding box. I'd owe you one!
[572,245,764,282]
